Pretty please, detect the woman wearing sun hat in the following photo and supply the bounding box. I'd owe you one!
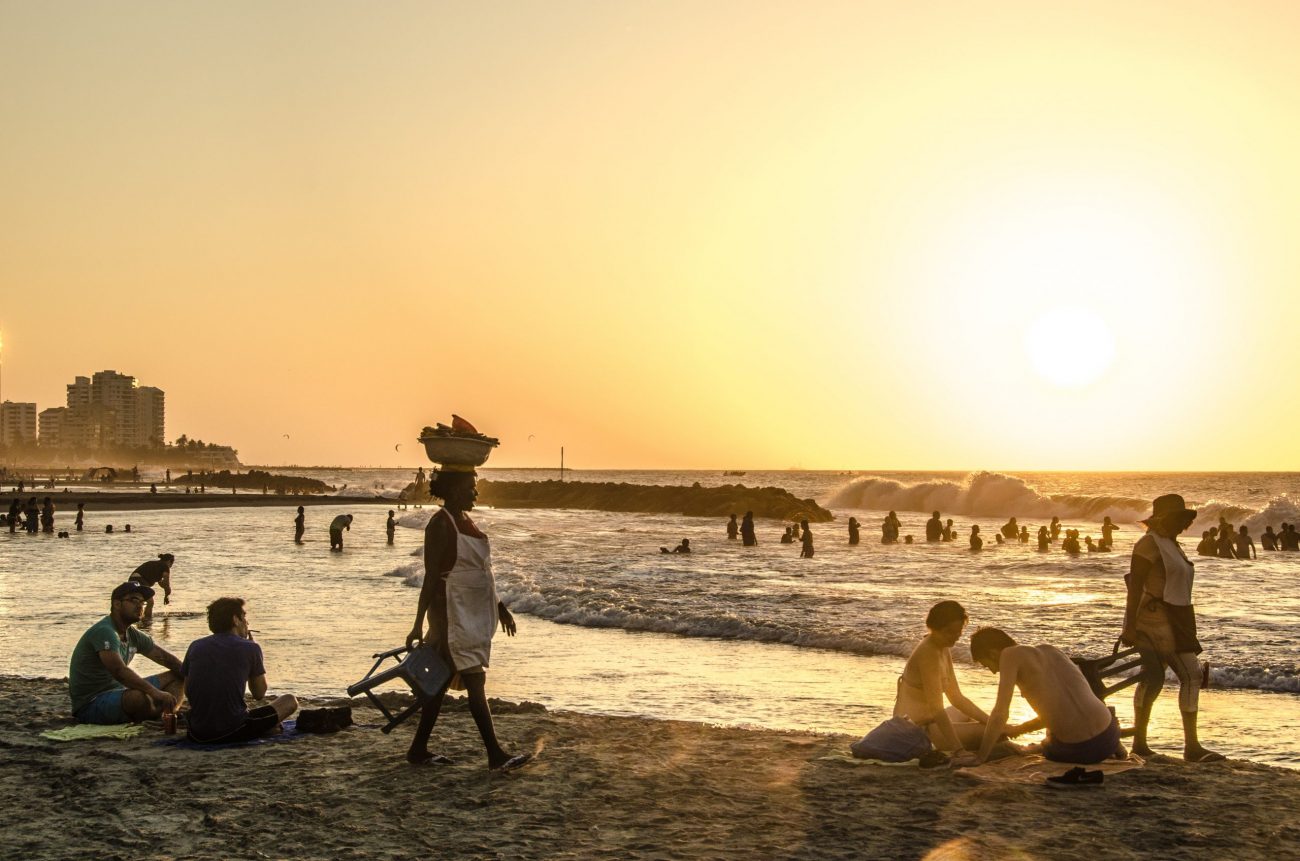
[1122,494,1223,762]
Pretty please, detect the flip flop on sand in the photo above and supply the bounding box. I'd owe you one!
[492,753,533,773]
[1045,767,1104,789]
[408,752,454,766]
[1186,750,1226,763]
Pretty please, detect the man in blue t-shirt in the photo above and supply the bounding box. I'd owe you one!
[182,597,298,743]
[68,582,186,723]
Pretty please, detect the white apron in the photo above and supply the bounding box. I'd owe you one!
[440,508,499,672]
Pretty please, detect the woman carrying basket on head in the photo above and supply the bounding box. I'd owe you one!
[405,467,531,771]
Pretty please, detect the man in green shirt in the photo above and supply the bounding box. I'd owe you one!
[69,582,186,724]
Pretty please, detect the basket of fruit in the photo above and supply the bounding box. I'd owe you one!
[418,415,500,467]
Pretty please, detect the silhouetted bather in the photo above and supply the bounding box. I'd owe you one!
[995,533,1005,545]
[387,510,397,545]
[1037,526,1049,551]
[1018,526,1028,544]
[1061,530,1081,555]
[1235,526,1256,560]
[1100,516,1118,550]
[800,521,814,558]
[1000,518,1018,540]
[848,517,860,546]
[780,527,794,544]
[1261,526,1277,551]
[740,511,757,546]
[925,511,943,543]
[882,511,901,544]
[1195,529,1216,556]
[1216,525,1238,559]
[969,525,982,551]
[1049,517,1061,542]
[294,506,305,544]
[726,514,739,540]
[942,519,954,542]
[661,539,691,554]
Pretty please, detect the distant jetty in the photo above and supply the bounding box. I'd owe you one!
[405,479,833,522]
[172,469,334,495]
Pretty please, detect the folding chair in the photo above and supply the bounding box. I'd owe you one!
[1071,639,1163,737]
[346,644,452,733]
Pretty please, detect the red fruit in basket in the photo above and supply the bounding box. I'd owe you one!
[451,415,479,434]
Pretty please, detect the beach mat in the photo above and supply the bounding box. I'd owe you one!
[154,719,309,750]
[818,751,921,767]
[41,723,146,742]
[960,753,1143,785]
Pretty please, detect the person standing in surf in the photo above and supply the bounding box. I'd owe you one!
[740,511,757,546]
[1121,494,1222,762]
[800,520,814,558]
[293,506,305,544]
[405,468,530,771]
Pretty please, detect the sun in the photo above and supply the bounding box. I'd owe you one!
[1023,306,1116,388]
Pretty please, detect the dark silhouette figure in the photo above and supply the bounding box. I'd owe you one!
[387,510,397,545]
[740,511,757,546]
[995,533,1005,545]
[800,520,814,558]
[969,524,982,551]
[661,539,691,554]
[925,511,943,542]
[1216,525,1238,559]
[75,502,85,532]
[726,514,739,540]
[1100,516,1118,550]
[1195,529,1216,556]
[942,519,954,541]
[847,517,860,545]
[294,506,305,544]
[1049,517,1061,542]
[24,497,39,533]
[40,497,55,533]
[1261,526,1277,551]
[1037,526,1049,551]
[1235,525,1256,560]
[780,527,794,544]
[881,511,901,544]
[1019,526,1029,544]
[8,498,19,533]
[1000,518,1018,540]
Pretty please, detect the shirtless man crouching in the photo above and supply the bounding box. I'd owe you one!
[953,627,1126,767]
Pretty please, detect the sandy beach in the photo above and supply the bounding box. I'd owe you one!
[5,676,1298,860]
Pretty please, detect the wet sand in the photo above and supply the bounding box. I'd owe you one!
[4,676,1299,860]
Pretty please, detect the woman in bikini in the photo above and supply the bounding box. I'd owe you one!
[894,600,991,753]
[405,468,531,771]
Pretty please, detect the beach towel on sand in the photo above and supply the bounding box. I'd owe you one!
[41,723,146,742]
[959,753,1143,785]
[154,719,306,750]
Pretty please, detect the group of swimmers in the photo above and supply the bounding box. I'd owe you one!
[1195,518,1300,558]
[5,497,86,535]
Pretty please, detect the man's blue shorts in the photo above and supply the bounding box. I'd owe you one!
[74,675,164,724]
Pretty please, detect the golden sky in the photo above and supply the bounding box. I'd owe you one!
[3,1,1298,470]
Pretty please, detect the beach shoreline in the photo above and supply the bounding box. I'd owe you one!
[1,492,395,511]
[5,675,1298,860]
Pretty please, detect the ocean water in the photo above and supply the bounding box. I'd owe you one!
[2,469,1298,768]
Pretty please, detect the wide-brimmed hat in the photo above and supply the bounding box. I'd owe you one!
[1142,494,1198,528]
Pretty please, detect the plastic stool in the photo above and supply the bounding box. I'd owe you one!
[346,644,452,733]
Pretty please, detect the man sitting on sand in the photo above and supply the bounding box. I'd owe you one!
[182,597,298,744]
[69,582,186,724]
[953,628,1124,767]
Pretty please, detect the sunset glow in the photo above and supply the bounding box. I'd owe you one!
[3,1,1299,469]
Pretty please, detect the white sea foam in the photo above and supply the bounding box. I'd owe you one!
[828,471,1150,522]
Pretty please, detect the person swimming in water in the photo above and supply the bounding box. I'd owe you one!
[1100,516,1118,550]
[726,514,739,540]
[1216,524,1238,559]
[1235,525,1256,560]
[1195,529,1216,556]
[661,539,691,554]
[1061,530,1081,555]
[882,511,901,544]
[1037,526,1049,551]
[943,519,954,542]
[1261,525,1278,551]
[969,525,982,551]
[800,521,814,558]
[847,517,860,546]
[780,526,794,544]
[741,511,757,547]
[925,511,943,543]
[1000,518,1018,541]
[293,506,305,544]
[1049,517,1061,542]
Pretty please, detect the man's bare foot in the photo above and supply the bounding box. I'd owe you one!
[407,750,453,765]
[1132,742,1155,757]
[1184,746,1225,763]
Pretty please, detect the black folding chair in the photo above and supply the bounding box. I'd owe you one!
[346,644,452,733]
[1071,638,1163,737]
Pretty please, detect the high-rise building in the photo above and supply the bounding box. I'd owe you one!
[38,407,67,447]
[0,401,37,445]
[57,371,166,448]
[136,386,165,446]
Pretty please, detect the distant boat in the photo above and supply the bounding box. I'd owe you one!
[723,470,746,476]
